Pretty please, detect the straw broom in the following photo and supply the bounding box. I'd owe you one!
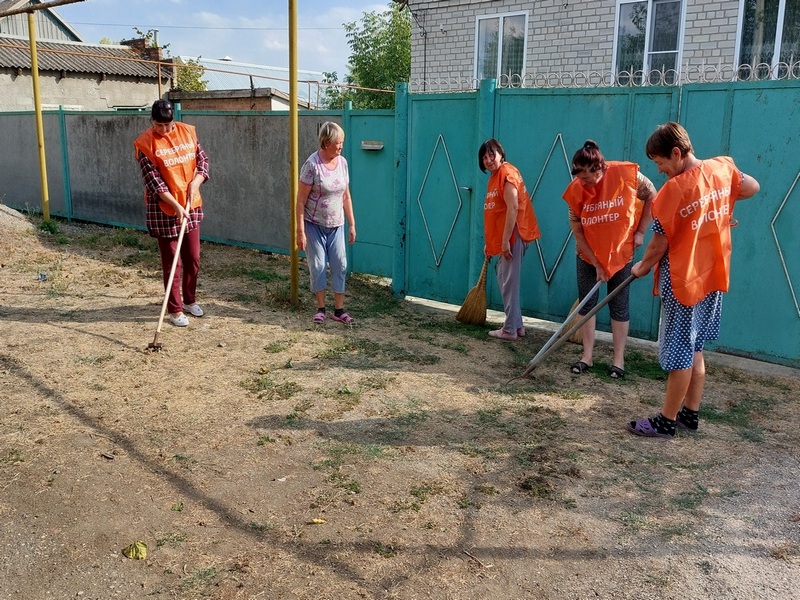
[456,256,491,325]
[564,298,584,344]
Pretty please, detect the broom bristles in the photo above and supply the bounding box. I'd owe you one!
[456,257,490,325]
[564,298,583,344]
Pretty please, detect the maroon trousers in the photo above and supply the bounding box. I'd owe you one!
[157,227,201,314]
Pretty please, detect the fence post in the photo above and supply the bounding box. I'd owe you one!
[392,82,409,297]
[58,105,72,221]
[467,79,497,286]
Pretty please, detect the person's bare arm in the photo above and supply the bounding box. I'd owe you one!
[631,232,669,278]
[738,172,760,199]
[295,182,312,251]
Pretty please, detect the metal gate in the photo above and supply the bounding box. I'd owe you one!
[399,80,800,367]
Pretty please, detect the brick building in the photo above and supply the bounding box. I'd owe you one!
[405,0,799,88]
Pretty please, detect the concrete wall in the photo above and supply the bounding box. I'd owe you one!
[0,69,162,110]
[410,0,743,83]
[0,110,343,253]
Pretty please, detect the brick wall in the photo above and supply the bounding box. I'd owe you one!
[410,0,744,85]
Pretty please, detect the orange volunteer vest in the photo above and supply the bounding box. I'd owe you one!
[133,122,202,217]
[562,161,640,277]
[484,162,541,256]
[651,157,742,306]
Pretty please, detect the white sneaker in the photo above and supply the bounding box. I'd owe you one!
[183,303,204,317]
[168,313,189,327]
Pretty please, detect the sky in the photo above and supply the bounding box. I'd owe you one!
[53,0,392,78]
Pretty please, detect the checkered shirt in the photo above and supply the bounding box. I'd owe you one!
[137,143,209,239]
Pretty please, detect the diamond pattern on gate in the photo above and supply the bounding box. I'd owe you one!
[770,170,800,317]
[528,133,574,282]
[416,134,463,267]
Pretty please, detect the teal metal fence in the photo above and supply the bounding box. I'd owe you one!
[397,80,799,367]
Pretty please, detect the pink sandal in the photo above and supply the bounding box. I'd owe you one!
[313,310,326,324]
[330,311,354,325]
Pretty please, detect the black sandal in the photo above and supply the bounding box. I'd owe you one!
[570,361,591,374]
[609,365,626,379]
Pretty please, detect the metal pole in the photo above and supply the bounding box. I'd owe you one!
[27,11,50,222]
[289,0,299,306]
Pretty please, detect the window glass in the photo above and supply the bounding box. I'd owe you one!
[650,0,680,52]
[648,0,680,83]
[476,13,525,81]
[616,1,648,84]
[477,17,499,80]
[738,0,780,78]
[500,14,526,79]
[616,0,682,85]
[778,0,800,76]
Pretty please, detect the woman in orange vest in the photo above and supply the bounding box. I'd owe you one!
[134,99,209,328]
[628,122,760,438]
[478,139,541,340]
[562,140,656,378]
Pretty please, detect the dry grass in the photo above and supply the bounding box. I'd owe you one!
[1,213,799,599]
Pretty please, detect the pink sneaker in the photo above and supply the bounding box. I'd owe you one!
[517,327,526,337]
[488,328,518,341]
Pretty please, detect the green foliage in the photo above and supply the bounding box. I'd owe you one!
[322,3,410,109]
[176,57,208,92]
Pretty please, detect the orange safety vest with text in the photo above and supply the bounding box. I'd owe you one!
[562,161,641,277]
[133,122,202,217]
[483,162,541,256]
[651,156,742,306]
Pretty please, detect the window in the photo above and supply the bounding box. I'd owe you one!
[614,0,683,85]
[475,12,527,83]
[737,0,800,79]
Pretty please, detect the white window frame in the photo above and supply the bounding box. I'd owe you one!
[473,11,529,83]
[733,0,793,79]
[611,0,686,84]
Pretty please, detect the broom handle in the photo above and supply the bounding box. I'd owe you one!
[530,279,603,365]
[522,274,637,377]
[477,255,490,288]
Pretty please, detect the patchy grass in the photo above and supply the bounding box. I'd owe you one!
[241,372,302,401]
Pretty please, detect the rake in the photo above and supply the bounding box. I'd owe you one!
[148,214,189,351]
[521,274,636,377]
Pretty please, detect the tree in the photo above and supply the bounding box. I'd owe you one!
[175,57,208,92]
[322,2,411,109]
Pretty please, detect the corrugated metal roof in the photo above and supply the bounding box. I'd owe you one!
[179,56,324,104]
[0,34,162,78]
[0,0,84,41]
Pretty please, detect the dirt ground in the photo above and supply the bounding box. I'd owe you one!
[1,205,799,600]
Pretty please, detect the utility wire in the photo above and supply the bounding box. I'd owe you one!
[64,22,345,31]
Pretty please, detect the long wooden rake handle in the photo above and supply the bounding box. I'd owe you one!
[150,214,189,347]
[521,274,637,377]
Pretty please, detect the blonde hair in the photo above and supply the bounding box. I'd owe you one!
[319,121,344,148]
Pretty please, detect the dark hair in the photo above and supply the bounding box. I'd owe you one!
[151,99,173,123]
[571,140,606,174]
[646,122,693,159]
[478,138,505,173]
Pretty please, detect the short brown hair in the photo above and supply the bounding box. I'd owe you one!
[646,122,694,159]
